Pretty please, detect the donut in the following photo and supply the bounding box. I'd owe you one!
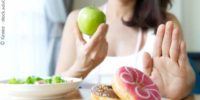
[112,66,161,100]
[91,84,120,100]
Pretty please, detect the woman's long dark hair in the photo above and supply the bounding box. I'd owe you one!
[122,0,172,31]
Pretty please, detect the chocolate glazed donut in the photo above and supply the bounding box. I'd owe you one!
[91,85,120,100]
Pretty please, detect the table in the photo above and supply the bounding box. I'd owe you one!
[66,89,200,100]
[0,88,200,100]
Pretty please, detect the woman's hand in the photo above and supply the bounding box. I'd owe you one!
[143,21,196,99]
[70,23,109,78]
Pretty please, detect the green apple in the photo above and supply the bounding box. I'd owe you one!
[77,6,106,36]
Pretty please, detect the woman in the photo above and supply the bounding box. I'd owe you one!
[56,0,195,99]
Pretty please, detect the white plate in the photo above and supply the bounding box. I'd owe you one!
[0,77,82,99]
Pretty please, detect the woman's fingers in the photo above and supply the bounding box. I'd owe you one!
[170,28,180,62]
[143,52,153,76]
[90,23,108,43]
[74,22,86,44]
[178,41,187,68]
[88,38,108,68]
[86,23,108,53]
[162,21,174,57]
[90,38,107,59]
[153,24,165,57]
[93,38,108,61]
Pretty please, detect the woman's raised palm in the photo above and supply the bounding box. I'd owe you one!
[143,21,195,99]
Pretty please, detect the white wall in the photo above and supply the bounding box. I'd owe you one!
[182,0,200,52]
[73,0,200,52]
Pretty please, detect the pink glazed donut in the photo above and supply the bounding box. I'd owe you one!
[112,66,161,100]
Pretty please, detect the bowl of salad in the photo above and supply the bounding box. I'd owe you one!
[0,75,82,99]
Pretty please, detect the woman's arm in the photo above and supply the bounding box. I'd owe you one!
[56,11,79,74]
[56,10,109,78]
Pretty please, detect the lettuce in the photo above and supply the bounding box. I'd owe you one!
[7,75,65,84]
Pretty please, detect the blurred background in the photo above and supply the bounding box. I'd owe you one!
[0,0,199,85]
